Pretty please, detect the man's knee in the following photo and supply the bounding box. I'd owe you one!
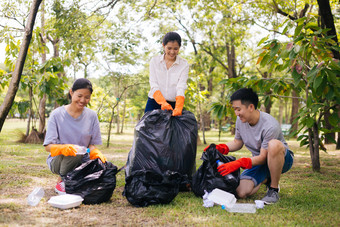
[236,188,248,199]
[268,139,285,157]
[236,180,255,199]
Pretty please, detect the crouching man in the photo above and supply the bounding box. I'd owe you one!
[205,88,294,204]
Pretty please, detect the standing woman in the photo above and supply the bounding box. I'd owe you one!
[144,31,189,116]
[44,78,107,195]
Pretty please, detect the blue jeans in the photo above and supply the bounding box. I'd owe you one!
[144,97,176,113]
[240,149,294,187]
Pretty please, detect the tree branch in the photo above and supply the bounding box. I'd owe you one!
[272,0,297,20]
[198,44,229,71]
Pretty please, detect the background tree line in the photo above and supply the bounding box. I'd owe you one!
[0,0,339,171]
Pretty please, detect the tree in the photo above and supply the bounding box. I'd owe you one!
[270,0,340,144]
[257,15,339,172]
[0,0,42,132]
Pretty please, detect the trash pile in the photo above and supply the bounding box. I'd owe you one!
[27,110,266,211]
[202,188,263,213]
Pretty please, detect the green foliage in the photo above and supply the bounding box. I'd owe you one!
[2,32,69,118]
[257,16,340,149]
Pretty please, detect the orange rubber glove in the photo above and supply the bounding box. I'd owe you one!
[50,144,77,157]
[204,144,229,155]
[217,157,252,176]
[172,96,185,116]
[153,90,173,111]
[90,148,107,163]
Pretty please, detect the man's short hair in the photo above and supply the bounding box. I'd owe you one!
[230,88,259,109]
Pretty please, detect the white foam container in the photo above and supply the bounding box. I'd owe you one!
[207,188,236,209]
[48,194,84,209]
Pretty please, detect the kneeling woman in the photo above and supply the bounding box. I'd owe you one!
[43,78,106,195]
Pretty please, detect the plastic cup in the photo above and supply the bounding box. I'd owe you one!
[27,187,45,206]
[255,200,265,209]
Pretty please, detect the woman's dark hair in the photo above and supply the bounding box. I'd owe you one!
[68,78,93,99]
[162,32,182,46]
[230,88,259,109]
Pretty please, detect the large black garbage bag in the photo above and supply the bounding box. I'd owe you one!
[124,110,197,207]
[192,144,240,197]
[124,170,182,207]
[64,158,118,204]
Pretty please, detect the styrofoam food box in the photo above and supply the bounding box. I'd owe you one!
[48,194,84,209]
[207,188,236,209]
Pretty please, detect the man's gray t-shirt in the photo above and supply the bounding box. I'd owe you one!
[44,106,102,166]
[235,110,288,156]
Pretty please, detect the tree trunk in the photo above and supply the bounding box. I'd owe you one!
[337,104,340,149]
[38,94,46,133]
[107,108,114,148]
[285,99,289,124]
[198,98,206,144]
[278,99,283,125]
[317,0,339,144]
[38,0,46,134]
[317,0,340,60]
[0,0,42,132]
[47,35,61,109]
[324,109,335,144]
[290,90,299,136]
[116,103,120,134]
[226,42,236,78]
[218,119,222,141]
[337,131,340,150]
[26,86,33,136]
[120,96,126,134]
[308,123,320,172]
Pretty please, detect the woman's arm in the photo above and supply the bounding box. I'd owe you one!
[176,61,189,97]
[149,56,161,97]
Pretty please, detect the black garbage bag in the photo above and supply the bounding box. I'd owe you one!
[124,109,197,207]
[64,158,118,204]
[192,144,240,197]
[124,170,182,207]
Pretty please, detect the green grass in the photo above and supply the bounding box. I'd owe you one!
[0,118,339,226]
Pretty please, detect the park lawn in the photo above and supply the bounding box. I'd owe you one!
[0,119,339,226]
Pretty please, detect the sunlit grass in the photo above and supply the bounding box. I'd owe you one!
[0,118,339,226]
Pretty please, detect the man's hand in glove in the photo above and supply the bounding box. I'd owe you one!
[217,157,252,176]
[204,144,230,155]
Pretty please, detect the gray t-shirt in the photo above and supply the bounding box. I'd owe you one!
[235,110,288,156]
[44,106,102,166]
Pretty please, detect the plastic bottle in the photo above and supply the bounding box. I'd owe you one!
[27,187,45,206]
[74,145,90,155]
[216,160,223,167]
[222,203,257,213]
[216,160,234,181]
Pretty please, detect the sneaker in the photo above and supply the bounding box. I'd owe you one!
[261,188,279,204]
[55,180,66,195]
